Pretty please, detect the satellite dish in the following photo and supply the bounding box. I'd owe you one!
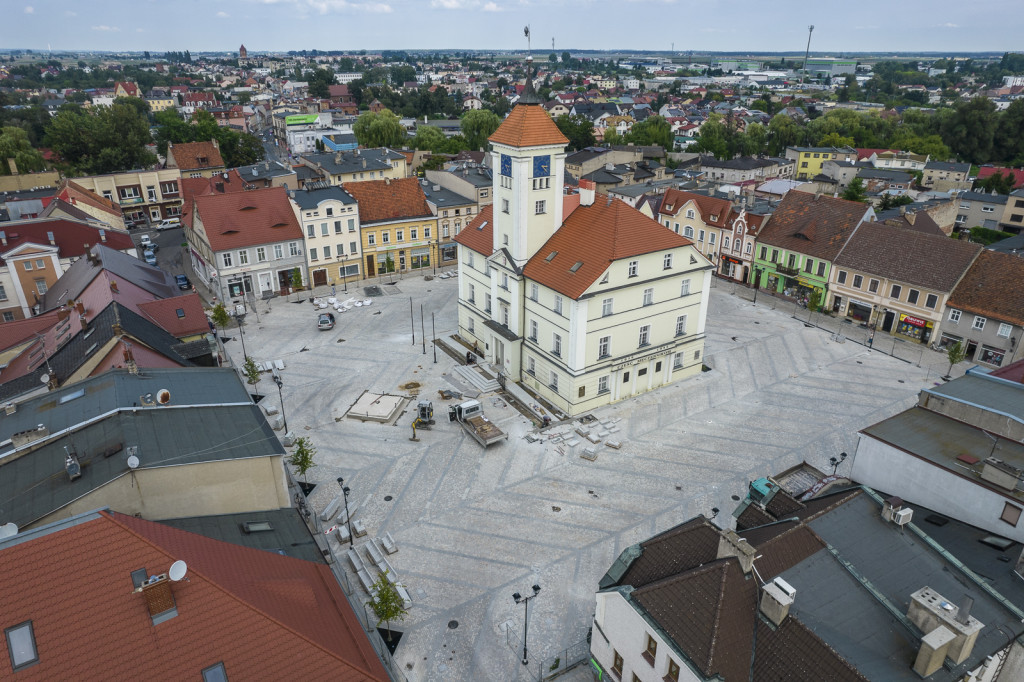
[0,522,18,539]
[127,455,140,469]
[169,560,188,582]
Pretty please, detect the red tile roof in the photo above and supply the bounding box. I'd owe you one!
[168,140,225,171]
[0,218,134,263]
[179,174,250,229]
[0,311,61,352]
[948,249,1024,327]
[0,510,387,680]
[523,195,691,299]
[489,104,569,148]
[138,293,210,337]
[756,191,871,261]
[194,186,302,252]
[342,177,432,225]
[659,189,732,228]
[57,180,124,218]
[976,166,1024,188]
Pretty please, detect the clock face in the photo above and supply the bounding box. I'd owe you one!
[533,154,551,178]
[500,154,512,177]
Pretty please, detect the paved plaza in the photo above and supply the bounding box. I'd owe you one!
[222,271,966,682]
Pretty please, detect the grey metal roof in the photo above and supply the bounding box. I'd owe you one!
[783,491,1024,682]
[290,184,356,210]
[923,371,1024,422]
[957,191,1008,205]
[235,160,296,181]
[161,508,324,563]
[300,148,404,176]
[440,165,492,187]
[422,184,474,209]
[988,233,1024,254]
[0,400,281,528]
[925,161,970,173]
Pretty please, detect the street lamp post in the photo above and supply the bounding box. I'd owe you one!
[337,477,354,548]
[829,451,847,475]
[273,375,288,434]
[751,267,760,305]
[512,584,541,666]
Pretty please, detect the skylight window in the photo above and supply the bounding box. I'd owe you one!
[569,262,583,273]
[176,308,186,318]
[545,251,558,262]
[5,621,39,671]
[202,662,229,682]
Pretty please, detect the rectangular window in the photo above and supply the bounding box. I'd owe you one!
[639,325,650,347]
[274,244,284,259]
[804,258,813,273]
[554,295,563,315]
[663,253,673,270]
[501,272,509,290]
[201,662,229,682]
[348,219,356,232]
[222,252,233,267]
[238,250,249,265]
[771,249,779,263]
[396,230,404,242]
[310,248,318,261]
[350,241,358,254]
[973,316,986,331]
[925,293,938,309]
[468,283,475,304]
[535,200,546,214]
[23,261,32,271]
[868,279,879,294]
[852,274,863,289]
[323,245,331,258]
[411,228,418,240]
[598,335,610,358]
[759,246,767,260]
[673,352,683,369]
[787,253,796,268]
[817,261,826,277]
[908,289,920,305]
[643,288,654,306]
[34,279,47,295]
[948,308,961,323]
[680,279,691,296]
[35,259,44,269]
[527,356,535,375]
[675,315,687,337]
[307,224,315,237]
[598,376,609,394]
[998,323,1013,338]
[602,298,613,317]
[335,220,343,234]
[368,233,376,246]
[1002,502,1022,527]
[644,634,658,666]
[837,270,847,285]
[502,198,510,214]
[529,320,538,341]
[530,283,539,301]
[549,370,558,392]
[382,232,390,244]
[0,284,6,301]
[667,659,681,682]
[612,651,623,677]
[289,242,299,257]
[698,229,705,243]
[709,233,716,245]
[321,223,329,237]
[5,621,38,671]
[553,333,562,357]
[485,293,492,313]
[256,247,267,262]
[890,284,902,299]
[425,226,431,238]
[326,207,334,217]
[628,260,638,278]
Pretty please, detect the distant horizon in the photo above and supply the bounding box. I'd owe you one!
[9,1,1024,55]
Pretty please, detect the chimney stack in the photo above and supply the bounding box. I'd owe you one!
[579,179,596,206]
[138,574,177,619]
[760,577,796,627]
[716,529,757,574]
[907,586,984,674]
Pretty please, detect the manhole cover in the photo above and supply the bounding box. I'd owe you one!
[731,494,740,501]
[384,495,393,501]
[364,285,384,297]
[448,620,459,629]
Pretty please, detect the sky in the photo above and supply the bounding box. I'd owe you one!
[9,0,1024,54]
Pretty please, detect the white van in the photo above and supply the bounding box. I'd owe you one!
[155,217,181,231]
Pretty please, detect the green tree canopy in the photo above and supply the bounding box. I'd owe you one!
[153,109,263,168]
[691,117,729,159]
[460,109,501,151]
[353,110,407,148]
[842,177,869,203]
[411,124,447,152]
[741,122,767,156]
[625,115,673,149]
[767,113,804,156]
[45,98,156,175]
[976,170,1015,195]
[304,67,336,98]
[0,126,46,174]
[940,97,997,164]
[554,114,596,152]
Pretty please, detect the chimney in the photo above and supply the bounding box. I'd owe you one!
[385,178,391,185]
[717,529,757,574]
[981,456,1019,491]
[760,577,795,627]
[138,574,177,620]
[907,587,984,673]
[906,211,916,225]
[899,205,906,215]
[110,280,119,293]
[361,158,367,168]
[579,179,596,206]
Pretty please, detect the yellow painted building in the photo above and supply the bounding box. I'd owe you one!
[343,178,439,278]
[785,145,858,180]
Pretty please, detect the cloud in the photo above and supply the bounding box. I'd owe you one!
[252,0,392,13]
[64,10,77,16]
[92,25,120,31]
[482,1,499,9]
[216,10,230,16]
[431,0,469,7]
[938,22,958,27]
[24,5,33,13]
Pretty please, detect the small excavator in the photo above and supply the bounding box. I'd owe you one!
[410,400,435,441]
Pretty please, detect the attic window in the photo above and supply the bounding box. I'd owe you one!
[689,255,697,264]
[242,521,274,533]
[59,388,86,404]
[477,220,488,231]
[176,308,185,319]
[664,204,673,211]
[5,621,39,671]
[710,215,718,222]
[569,261,583,273]
[545,251,558,262]
[202,662,229,682]
[239,205,257,211]
[130,568,149,589]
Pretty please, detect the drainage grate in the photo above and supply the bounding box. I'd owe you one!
[384,495,393,502]
[448,620,459,629]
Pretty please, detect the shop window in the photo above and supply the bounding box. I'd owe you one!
[1001,502,1022,527]
[979,346,1005,366]
[908,289,920,305]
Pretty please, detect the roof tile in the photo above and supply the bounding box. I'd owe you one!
[489,104,569,148]
[342,177,432,225]
[948,249,1024,327]
[194,187,302,252]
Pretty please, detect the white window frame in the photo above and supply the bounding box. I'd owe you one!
[663,253,673,270]
[639,325,650,347]
[680,279,691,296]
[598,335,610,359]
[948,308,961,323]
[628,260,638,278]
[675,315,687,337]
[602,298,613,317]
[973,315,986,331]
[643,288,654,306]
[998,323,1012,338]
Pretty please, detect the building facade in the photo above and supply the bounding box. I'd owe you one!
[786,146,858,181]
[942,250,1024,367]
[290,183,362,289]
[71,169,184,226]
[343,178,437,277]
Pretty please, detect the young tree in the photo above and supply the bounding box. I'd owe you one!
[210,302,231,336]
[243,356,262,396]
[945,341,967,378]
[368,570,409,642]
[289,436,317,484]
[842,177,869,203]
[290,268,303,298]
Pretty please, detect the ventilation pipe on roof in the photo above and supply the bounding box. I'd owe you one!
[760,577,796,627]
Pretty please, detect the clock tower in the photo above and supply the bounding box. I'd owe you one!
[488,73,569,268]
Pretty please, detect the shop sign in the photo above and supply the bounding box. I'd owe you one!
[722,255,742,265]
[901,315,927,327]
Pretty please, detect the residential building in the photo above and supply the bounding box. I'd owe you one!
[425,164,493,209]
[564,146,643,182]
[860,149,929,172]
[851,368,1024,545]
[113,81,142,98]
[70,168,184,226]
[344,177,437,277]
[298,148,407,186]
[423,183,475,267]
[593,480,1024,682]
[821,159,860,189]
[999,188,1024,233]
[830,221,981,344]
[0,509,389,679]
[698,155,794,183]
[290,182,361,288]
[753,191,873,304]
[657,189,729,263]
[922,161,972,191]
[785,146,858,181]
[856,167,914,195]
[453,89,711,416]
[187,186,306,301]
[976,165,1024,190]
[0,219,134,321]
[233,160,297,189]
[942,250,1024,367]
[955,190,1008,231]
[166,140,226,179]
[45,179,127,229]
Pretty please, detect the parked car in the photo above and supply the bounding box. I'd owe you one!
[175,274,191,290]
[144,249,157,266]
[317,312,336,330]
[139,234,158,251]
[155,218,180,231]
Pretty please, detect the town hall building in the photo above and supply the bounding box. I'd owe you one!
[453,81,712,416]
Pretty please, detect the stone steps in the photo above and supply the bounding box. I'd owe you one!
[452,364,500,393]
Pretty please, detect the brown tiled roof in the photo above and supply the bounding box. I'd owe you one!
[660,189,732,228]
[342,177,431,225]
[168,140,225,171]
[749,523,826,580]
[138,293,209,337]
[882,211,944,236]
[754,618,869,682]
[735,502,775,531]
[522,195,691,300]
[58,179,124,217]
[488,104,569,148]
[0,218,134,263]
[756,191,870,261]
[765,489,805,517]
[179,174,249,229]
[0,510,388,680]
[834,221,981,293]
[948,249,1024,327]
[454,204,494,255]
[633,559,757,682]
[619,517,721,588]
[194,186,302,252]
